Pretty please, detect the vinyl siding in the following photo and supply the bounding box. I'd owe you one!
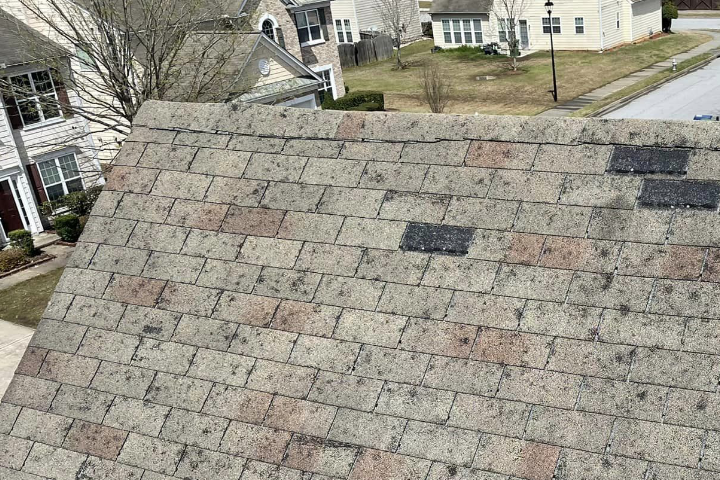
[601,0,624,49]
[430,0,657,51]
[631,0,661,41]
[330,0,361,43]
[250,46,302,87]
[1,0,126,161]
[355,0,423,42]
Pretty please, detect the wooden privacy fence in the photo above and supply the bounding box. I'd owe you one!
[338,34,395,68]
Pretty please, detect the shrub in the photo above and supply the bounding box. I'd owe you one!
[662,0,678,32]
[40,185,103,216]
[54,214,83,242]
[322,91,385,111]
[8,229,37,256]
[0,248,29,273]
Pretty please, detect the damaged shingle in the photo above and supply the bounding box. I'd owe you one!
[639,179,720,209]
[400,223,474,255]
[607,146,690,175]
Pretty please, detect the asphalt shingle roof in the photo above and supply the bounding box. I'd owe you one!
[3,101,720,479]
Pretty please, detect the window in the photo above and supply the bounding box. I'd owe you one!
[315,66,334,104]
[498,19,508,43]
[335,18,353,43]
[296,9,323,45]
[442,18,482,44]
[473,19,483,44]
[75,46,93,71]
[616,12,620,29]
[38,154,84,201]
[575,17,584,34]
[442,19,452,43]
[7,70,61,127]
[542,17,561,34]
[262,19,276,40]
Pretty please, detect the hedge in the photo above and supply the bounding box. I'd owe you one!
[55,214,83,242]
[322,91,385,111]
[8,229,37,256]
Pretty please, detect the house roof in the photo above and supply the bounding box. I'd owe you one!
[0,9,68,69]
[430,0,494,14]
[4,101,720,479]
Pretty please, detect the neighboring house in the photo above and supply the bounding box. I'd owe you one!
[331,0,423,44]
[430,0,662,52]
[674,0,717,8]
[173,32,325,108]
[243,0,347,101]
[0,10,103,243]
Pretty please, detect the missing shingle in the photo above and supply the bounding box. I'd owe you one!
[607,146,690,175]
[639,179,720,209]
[400,223,474,255]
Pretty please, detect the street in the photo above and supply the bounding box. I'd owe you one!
[604,57,720,120]
[605,17,720,120]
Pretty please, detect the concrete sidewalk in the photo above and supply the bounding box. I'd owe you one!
[0,243,73,292]
[540,30,720,117]
[0,320,33,397]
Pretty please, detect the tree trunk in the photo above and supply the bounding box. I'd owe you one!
[396,35,402,68]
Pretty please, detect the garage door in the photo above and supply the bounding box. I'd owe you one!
[675,0,718,9]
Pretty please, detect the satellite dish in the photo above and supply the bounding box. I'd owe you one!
[259,59,270,76]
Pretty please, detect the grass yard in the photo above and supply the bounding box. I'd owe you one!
[0,268,63,329]
[343,32,711,116]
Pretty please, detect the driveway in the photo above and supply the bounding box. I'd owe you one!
[0,320,33,397]
[674,17,720,31]
[603,56,720,120]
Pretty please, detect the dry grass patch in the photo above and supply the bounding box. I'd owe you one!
[343,32,711,116]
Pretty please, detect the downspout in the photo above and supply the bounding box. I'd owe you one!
[627,0,634,43]
[598,0,604,52]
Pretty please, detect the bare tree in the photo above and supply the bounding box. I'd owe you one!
[1,0,250,149]
[375,0,412,69]
[494,0,528,71]
[420,61,450,113]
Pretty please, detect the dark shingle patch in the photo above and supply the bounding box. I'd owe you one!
[400,223,474,255]
[607,146,690,175]
[639,179,720,209]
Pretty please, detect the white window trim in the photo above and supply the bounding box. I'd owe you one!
[36,152,86,202]
[575,17,585,34]
[441,17,483,45]
[335,18,354,43]
[542,17,561,34]
[312,64,337,102]
[7,69,63,128]
[258,13,279,41]
[296,9,325,47]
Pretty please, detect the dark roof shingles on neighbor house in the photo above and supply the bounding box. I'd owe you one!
[3,102,720,480]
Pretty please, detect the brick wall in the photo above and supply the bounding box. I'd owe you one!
[254,0,346,98]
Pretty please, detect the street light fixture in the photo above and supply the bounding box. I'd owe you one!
[545,0,558,102]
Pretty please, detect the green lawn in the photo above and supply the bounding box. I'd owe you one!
[343,32,711,116]
[0,268,63,329]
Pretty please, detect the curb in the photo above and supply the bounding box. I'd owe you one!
[588,51,720,117]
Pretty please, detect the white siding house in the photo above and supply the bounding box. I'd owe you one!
[331,0,423,44]
[430,0,661,52]
[0,10,104,243]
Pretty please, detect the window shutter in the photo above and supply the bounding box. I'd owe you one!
[318,8,330,41]
[26,163,49,205]
[51,70,74,119]
[276,27,286,48]
[2,92,23,130]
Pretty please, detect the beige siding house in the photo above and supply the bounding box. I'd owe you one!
[0,10,104,242]
[331,0,423,44]
[430,0,661,52]
[243,0,346,101]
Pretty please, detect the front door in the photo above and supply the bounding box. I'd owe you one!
[519,20,529,50]
[0,180,24,235]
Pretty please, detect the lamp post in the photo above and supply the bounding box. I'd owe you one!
[545,0,558,102]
